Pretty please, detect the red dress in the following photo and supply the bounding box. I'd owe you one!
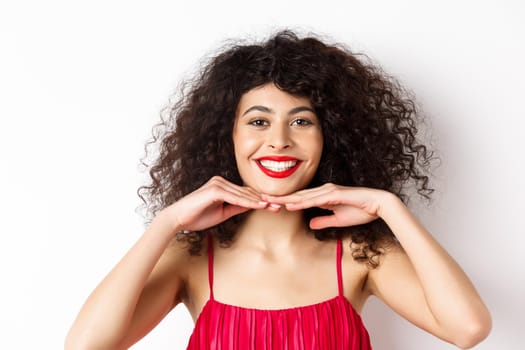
[186,236,372,349]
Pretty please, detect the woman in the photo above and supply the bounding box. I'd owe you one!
[65,30,491,349]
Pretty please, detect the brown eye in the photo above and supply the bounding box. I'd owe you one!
[249,119,269,127]
[291,118,312,126]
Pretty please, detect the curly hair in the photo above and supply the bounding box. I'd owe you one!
[137,29,435,267]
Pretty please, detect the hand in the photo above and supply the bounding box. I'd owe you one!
[162,176,271,232]
[261,183,393,229]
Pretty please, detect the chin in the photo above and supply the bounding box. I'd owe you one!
[255,182,306,196]
[265,189,295,196]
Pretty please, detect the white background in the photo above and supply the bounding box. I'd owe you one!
[1,0,523,349]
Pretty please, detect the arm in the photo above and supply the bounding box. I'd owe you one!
[65,210,185,350]
[367,193,491,348]
[65,176,270,350]
[261,185,492,348]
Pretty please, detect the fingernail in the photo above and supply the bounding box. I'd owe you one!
[269,203,281,209]
[258,201,268,206]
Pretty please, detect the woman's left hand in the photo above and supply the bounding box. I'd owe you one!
[260,184,394,229]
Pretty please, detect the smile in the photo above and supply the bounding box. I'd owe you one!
[255,156,302,178]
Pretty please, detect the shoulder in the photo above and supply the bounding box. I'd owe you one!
[170,236,211,306]
[164,235,209,277]
[363,240,413,296]
[148,235,208,304]
[340,236,371,278]
[338,236,373,310]
[339,235,402,288]
[339,234,395,268]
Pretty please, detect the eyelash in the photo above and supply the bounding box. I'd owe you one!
[249,119,269,127]
[248,118,313,127]
[291,118,312,126]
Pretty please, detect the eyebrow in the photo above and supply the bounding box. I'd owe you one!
[241,105,315,117]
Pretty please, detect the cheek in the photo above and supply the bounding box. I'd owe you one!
[232,132,260,184]
[310,133,324,160]
[234,131,259,158]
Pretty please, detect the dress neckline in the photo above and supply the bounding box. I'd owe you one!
[186,237,372,349]
[195,236,361,317]
[209,294,344,312]
[191,294,365,333]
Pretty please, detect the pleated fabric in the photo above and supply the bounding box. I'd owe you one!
[186,237,372,350]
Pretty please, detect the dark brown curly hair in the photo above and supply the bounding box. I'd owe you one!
[137,29,435,267]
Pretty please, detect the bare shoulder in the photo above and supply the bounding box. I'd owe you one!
[339,236,374,312]
[364,240,412,295]
[372,240,408,270]
[167,236,212,310]
[114,236,205,348]
[339,236,408,307]
[155,236,207,298]
[141,236,193,305]
[340,236,373,272]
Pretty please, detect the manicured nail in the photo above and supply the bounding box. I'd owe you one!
[258,201,268,206]
[269,203,281,209]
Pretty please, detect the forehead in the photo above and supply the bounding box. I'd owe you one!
[236,83,313,115]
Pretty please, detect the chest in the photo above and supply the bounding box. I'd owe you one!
[182,245,369,321]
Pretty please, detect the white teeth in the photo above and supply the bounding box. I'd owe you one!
[259,160,298,172]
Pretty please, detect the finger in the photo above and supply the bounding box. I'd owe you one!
[283,188,371,211]
[266,203,282,212]
[210,185,268,210]
[222,204,252,220]
[283,192,340,211]
[309,215,342,229]
[211,177,262,197]
[205,176,263,202]
[221,187,279,212]
[218,179,261,197]
[261,185,335,204]
[215,182,263,202]
[207,180,268,208]
[221,191,268,209]
[260,191,309,204]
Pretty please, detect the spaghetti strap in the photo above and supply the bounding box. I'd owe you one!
[207,234,214,300]
[187,235,373,349]
[336,239,344,296]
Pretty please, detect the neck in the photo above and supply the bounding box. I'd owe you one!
[234,208,310,251]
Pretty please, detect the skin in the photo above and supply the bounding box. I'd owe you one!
[65,84,491,350]
[232,84,323,196]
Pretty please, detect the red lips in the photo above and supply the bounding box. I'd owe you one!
[255,156,302,178]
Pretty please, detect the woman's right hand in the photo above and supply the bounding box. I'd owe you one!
[162,176,270,233]
[66,176,270,350]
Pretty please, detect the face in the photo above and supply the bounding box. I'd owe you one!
[233,83,323,195]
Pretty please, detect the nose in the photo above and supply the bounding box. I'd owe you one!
[268,124,292,150]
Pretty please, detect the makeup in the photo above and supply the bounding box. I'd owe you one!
[255,156,302,178]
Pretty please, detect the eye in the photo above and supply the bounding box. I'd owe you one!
[248,118,269,127]
[291,118,312,126]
